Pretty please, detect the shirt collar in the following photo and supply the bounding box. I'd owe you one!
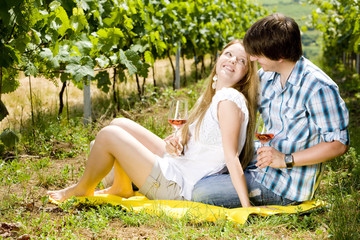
[264,56,305,87]
[286,56,305,87]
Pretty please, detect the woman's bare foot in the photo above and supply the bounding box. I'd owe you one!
[94,186,134,198]
[47,184,93,202]
[94,187,111,195]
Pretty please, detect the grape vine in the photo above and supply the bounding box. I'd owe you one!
[0,0,267,117]
[308,0,360,69]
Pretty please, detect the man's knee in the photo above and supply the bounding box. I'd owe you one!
[192,182,211,202]
[192,178,223,204]
[249,188,262,198]
[191,174,236,204]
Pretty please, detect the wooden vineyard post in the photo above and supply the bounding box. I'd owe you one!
[83,76,91,125]
[175,41,181,90]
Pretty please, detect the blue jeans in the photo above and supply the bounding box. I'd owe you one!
[191,170,297,208]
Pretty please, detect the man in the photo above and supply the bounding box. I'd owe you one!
[191,13,350,208]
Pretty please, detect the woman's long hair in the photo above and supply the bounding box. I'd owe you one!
[180,39,259,169]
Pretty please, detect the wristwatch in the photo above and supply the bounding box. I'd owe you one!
[284,154,294,169]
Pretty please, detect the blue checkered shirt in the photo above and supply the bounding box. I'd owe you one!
[253,56,349,201]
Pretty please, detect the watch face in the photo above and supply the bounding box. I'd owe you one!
[285,154,293,168]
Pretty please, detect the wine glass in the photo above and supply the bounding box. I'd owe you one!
[249,114,274,173]
[168,100,188,137]
[255,115,274,147]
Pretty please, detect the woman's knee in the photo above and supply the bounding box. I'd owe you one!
[110,117,131,128]
[96,125,122,144]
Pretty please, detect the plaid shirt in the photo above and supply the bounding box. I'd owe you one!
[253,56,349,201]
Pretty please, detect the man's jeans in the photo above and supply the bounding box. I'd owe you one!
[191,170,296,208]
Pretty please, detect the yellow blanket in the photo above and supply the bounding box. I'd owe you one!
[50,194,326,225]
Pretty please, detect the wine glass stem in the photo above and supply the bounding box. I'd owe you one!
[174,128,179,137]
[257,143,265,172]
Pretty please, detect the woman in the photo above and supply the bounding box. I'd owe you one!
[47,40,258,207]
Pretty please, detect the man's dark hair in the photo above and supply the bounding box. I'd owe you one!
[243,13,302,62]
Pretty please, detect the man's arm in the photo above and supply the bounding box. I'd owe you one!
[256,141,349,169]
[258,79,349,169]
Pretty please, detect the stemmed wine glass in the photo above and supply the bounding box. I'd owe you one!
[249,114,274,172]
[168,100,188,137]
[167,100,188,156]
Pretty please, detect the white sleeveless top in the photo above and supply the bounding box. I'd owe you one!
[157,87,249,200]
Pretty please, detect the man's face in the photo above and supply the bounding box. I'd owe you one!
[250,55,280,72]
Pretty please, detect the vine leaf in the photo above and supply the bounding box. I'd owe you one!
[70,8,88,33]
[95,70,111,93]
[120,49,149,78]
[0,128,19,148]
[0,43,20,68]
[66,56,95,82]
[144,50,154,65]
[97,28,125,52]
[96,55,110,68]
[0,100,9,122]
[119,49,137,76]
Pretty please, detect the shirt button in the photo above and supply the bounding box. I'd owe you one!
[154,182,160,188]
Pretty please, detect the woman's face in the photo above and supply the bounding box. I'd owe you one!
[215,43,248,89]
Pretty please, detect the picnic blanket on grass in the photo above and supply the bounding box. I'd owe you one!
[49,193,326,225]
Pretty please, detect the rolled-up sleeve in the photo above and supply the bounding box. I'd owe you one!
[307,85,349,145]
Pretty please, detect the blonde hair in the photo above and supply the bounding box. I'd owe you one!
[181,39,259,169]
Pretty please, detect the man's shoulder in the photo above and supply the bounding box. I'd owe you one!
[298,58,338,89]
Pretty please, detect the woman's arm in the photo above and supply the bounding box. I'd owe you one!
[218,100,251,207]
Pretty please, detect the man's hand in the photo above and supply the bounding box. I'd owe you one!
[256,146,286,169]
[164,134,183,157]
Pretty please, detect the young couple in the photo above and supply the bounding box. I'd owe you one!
[48,13,349,208]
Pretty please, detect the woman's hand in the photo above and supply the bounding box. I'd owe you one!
[164,134,183,157]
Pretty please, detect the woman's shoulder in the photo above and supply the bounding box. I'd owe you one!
[212,88,248,113]
[213,87,246,103]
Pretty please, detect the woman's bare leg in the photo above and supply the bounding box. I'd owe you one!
[94,118,167,195]
[47,125,157,202]
[94,161,133,197]
[110,118,166,156]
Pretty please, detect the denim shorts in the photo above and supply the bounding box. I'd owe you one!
[191,170,297,208]
[139,160,185,201]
